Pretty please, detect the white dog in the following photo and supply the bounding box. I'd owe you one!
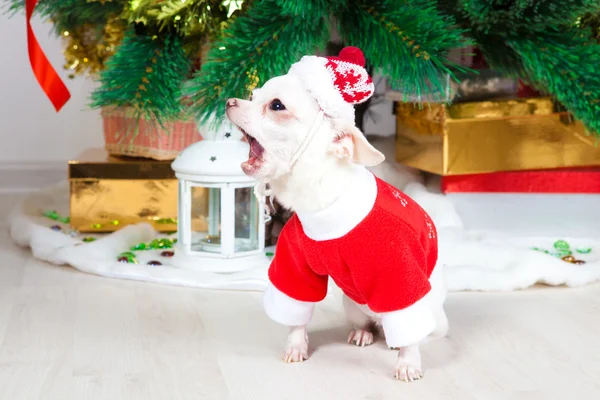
[226,47,447,381]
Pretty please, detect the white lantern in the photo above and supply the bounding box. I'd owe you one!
[171,119,269,272]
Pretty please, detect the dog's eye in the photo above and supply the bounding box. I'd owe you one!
[269,99,286,111]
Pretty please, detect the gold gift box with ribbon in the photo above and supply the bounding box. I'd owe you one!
[393,97,600,175]
[68,149,179,233]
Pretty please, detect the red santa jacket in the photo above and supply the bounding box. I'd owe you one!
[263,167,443,348]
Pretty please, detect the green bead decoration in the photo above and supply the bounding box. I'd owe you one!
[91,223,103,229]
[117,253,138,264]
[266,252,274,257]
[155,217,178,224]
[533,241,589,259]
[82,237,96,243]
[153,239,173,249]
[117,251,139,264]
[553,240,570,251]
[556,249,572,257]
[129,237,176,252]
[531,247,550,254]
[43,210,59,220]
[131,243,148,251]
[43,210,71,224]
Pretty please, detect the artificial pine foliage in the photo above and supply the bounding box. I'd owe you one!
[90,31,192,125]
[509,32,600,135]
[6,0,600,138]
[334,0,470,99]
[441,0,600,137]
[184,0,331,125]
[185,0,470,124]
[4,0,123,34]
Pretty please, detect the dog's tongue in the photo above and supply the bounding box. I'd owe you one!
[250,138,265,158]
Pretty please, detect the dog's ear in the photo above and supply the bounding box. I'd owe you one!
[330,120,385,167]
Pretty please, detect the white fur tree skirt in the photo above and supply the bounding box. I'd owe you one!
[8,178,600,292]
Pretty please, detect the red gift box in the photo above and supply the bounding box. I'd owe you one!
[441,168,600,194]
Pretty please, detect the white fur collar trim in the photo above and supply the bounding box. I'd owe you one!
[296,167,377,241]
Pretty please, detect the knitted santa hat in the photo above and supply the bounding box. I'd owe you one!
[288,46,374,122]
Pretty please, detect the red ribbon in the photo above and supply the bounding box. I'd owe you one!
[26,0,71,111]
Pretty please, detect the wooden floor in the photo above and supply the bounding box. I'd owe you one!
[1,193,600,400]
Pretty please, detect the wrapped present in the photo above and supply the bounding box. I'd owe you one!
[102,106,202,160]
[68,149,292,243]
[440,168,600,238]
[394,97,600,176]
[69,149,178,233]
[441,168,600,193]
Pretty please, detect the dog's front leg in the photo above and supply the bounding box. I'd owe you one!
[394,344,423,382]
[282,325,309,363]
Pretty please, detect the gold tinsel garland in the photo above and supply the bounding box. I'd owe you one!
[62,15,125,77]
[60,0,245,77]
[577,13,600,42]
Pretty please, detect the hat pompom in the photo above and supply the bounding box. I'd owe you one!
[338,47,366,67]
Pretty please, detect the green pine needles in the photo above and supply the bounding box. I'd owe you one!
[4,0,123,34]
[444,0,600,137]
[186,0,470,124]
[335,0,470,99]
[184,0,331,125]
[91,31,191,125]
[510,32,600,135]
[6,0,600,137]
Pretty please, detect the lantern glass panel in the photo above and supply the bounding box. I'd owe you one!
[190,186,222,253]
[234,187,260,253]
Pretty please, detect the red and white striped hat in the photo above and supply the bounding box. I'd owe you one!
[288,46,374,123]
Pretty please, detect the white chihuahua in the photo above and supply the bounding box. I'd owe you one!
[226,47,448,381]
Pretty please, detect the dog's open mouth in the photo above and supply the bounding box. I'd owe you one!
[239,128,265,175]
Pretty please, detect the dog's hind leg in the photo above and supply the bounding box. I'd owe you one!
[343,295,375,346]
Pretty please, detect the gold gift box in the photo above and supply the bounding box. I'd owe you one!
[394,97,600,175]
[69,149,179,233]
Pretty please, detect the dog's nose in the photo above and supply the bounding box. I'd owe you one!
[226,98,237,108]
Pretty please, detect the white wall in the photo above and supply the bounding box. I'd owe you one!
[0,13,395,167]
[0,13,103,165]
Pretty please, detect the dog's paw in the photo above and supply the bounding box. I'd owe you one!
[282,344,308,363]
[347,329,374,347]
[394,363,424,382]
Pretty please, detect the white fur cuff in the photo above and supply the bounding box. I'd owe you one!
[380,295,437,348]
[263,283,316,326]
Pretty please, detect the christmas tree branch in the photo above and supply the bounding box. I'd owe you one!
[4,0,124,34]
[274,0,343,19]
[91,31,191,125]
[335,0,471,100]
[184,0,328,125]
[509,30,600,137]
[457,0,600,34]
